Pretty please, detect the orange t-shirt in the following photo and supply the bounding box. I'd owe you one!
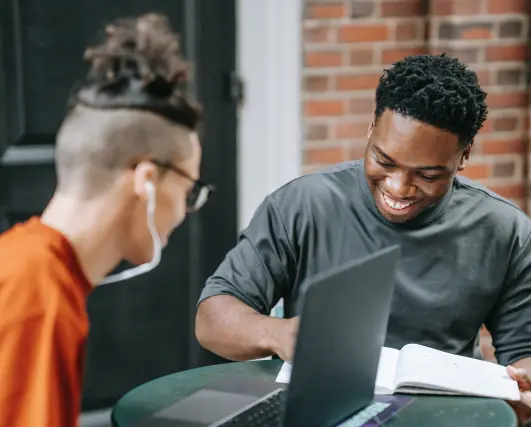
[0,217,92,427]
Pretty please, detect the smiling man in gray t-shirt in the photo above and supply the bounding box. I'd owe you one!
[195,55,531,382]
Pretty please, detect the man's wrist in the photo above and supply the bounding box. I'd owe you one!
[257,315,285,357]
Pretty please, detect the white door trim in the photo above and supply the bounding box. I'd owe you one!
[236,0,303,231]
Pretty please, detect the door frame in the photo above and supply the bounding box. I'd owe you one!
[236,0,303,230]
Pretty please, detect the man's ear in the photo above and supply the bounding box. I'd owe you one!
[457,144,472,171]
[133,161,159,201]
[367,118,375,140]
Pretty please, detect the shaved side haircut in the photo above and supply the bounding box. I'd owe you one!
[55,13,201,197]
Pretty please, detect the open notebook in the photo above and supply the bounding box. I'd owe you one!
[276,343,520,401]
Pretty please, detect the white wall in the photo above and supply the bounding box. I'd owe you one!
[236,0,303,231]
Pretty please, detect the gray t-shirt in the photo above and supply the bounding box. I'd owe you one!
[199,161,531,365]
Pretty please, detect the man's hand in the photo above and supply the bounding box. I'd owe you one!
[271,317,300,362]
[507,366,531,426]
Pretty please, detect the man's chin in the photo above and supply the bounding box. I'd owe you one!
[374,199,425,223]
[372,190,424,223]
[125,257,147,266]
[125,251,154,266]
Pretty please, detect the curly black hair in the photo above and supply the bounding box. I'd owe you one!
[72,13,201,130]
[375,54,487,147]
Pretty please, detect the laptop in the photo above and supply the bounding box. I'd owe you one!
[135,245,400,427]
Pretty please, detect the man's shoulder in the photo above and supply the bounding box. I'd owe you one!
[0,221,86,326]
[0,220,73,292]
[0,220,61,267]
[454,175,531,236]
[270,160,362,205]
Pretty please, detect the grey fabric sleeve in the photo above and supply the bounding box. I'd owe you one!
[197,195,296,315]
[486,230,531,366]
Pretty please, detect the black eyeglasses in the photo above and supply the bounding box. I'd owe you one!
[150,160,215,212]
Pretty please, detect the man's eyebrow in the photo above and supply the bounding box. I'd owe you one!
[373,145,393,162]
[372,145,448,171]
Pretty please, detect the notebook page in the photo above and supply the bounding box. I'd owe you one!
[275,362,292,383]
[394,344,519,401]
[375,347,400,395]
[275,347,399,394]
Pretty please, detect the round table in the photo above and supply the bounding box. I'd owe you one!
[112,359,517,427]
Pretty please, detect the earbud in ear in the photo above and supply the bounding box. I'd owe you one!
[144,181,155,196]
[144,181,156,213]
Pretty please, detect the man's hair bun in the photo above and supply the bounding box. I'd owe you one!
[71,13,201,130]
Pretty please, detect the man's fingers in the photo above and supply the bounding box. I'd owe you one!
[521,392,531,409]
[508,366,530,382]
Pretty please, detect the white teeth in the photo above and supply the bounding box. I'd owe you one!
[383,193,413,211]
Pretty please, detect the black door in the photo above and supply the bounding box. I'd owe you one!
[0,0,236,410]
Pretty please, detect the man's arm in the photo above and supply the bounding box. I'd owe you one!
[485,224,531,423]
[196,295,299,361]
[195,195,298,361]
[485,228,531,367]
[0,314,81,427]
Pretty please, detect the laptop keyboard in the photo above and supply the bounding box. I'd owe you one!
[216,389,287,426]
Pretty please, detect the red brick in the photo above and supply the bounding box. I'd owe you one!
[461,27,492,40]
[475,69,491,86]
[349,48,374,66]
[382,47,427,65]
[336,74,381,91]
[487,0,528,14]
[350,97,376,114]
[304,76,330,92]
[351,1,376,18]
[489,184,526,199]
[350,142,368,160]
[494,116,519,131]
[307,123,329,141]
[431,0,482,15]
[335,121,371,139]
[500,21,524,38]
[305,51,343,67]
[482,137,526,155]
[306,146,345,164]
[487,92,528,109]
[338,24,389,43]
[304,26,331,43]
[381,0,424,17]
[492,160,517,178]
[396,22,418,41]
[306,3,346,19]
[478,118,493,134]
[458,164,489,179]
[305,99,345,116]
[431,47,479,64]
[486,44,528,62]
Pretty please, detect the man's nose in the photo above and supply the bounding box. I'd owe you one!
[385,172,416,199]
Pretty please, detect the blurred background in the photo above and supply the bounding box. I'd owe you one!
[0,0,528,425]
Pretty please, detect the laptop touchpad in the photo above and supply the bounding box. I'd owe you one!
[135,389,257,427]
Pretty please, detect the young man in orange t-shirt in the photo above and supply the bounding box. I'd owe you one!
[0,13,212,427]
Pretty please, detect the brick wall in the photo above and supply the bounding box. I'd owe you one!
[302,0,531,362]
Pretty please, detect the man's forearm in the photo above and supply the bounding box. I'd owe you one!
[195,295,284,361]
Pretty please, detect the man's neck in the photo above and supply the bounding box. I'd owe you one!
[40,192,125,285]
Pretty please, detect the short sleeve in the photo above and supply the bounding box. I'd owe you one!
[0,314,83,427]
[198,195,296,315]
[485,230,531,366]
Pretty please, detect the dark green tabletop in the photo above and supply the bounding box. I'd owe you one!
[112,359,517,427]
